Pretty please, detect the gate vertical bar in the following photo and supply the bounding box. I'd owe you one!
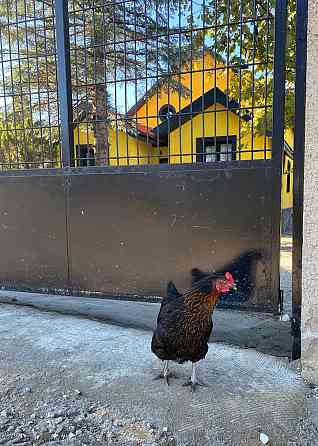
[292,0,308,360]
[271,0,287,312]
[54,0,74,167]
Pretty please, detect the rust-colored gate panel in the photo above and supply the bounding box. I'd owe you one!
[0,173,68,292]
[67,162,276,312]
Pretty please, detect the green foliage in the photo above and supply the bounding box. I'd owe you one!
[193,0,296,133]
[0,97,60,168]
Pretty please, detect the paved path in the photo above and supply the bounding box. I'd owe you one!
[281,236,293,316]
[0,289,292,357]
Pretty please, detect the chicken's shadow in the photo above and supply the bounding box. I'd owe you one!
[214,250,264,305]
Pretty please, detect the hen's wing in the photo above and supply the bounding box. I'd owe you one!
[206,317,213,340]
[151,281,185,360]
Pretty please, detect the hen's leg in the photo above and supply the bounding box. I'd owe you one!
[163,360,169,384]
[153,361,177,385]
[182,363,207,392]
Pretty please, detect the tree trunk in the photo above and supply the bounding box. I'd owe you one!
[93,84,110,166]
[92,22,110,166]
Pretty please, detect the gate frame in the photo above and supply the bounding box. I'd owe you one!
[54,0,74,168]
[271,0,288,313]
[292,0,309,360]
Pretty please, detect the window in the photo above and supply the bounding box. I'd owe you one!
[159,149,168,164]
[159,104,176,122]
[76,144,95,167]
[286,160,291,193]
[196,137,236,163]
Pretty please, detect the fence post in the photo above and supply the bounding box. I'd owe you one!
[271,0,287,313]
[54,0,74,167]
[292,0,308,360]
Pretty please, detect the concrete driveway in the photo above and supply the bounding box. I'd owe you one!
[0,289,292,358]
[0,304,316,446]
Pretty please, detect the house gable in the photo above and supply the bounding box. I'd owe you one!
[127,53,232,128]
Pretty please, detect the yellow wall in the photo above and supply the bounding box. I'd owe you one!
[285,128,294,148]
[282,151,293,209]
[108,129,159,165]
[74,125,95,146]
[73,124,159,166]
[282,128,294,209]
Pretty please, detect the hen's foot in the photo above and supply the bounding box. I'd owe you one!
[183,363,207,392]
[153,361,177,386]
[153,371,178,386]
[182,378,207,392]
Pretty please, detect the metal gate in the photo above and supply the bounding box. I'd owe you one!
[0,0,290,312]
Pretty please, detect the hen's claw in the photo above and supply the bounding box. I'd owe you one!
[182,363,208,392]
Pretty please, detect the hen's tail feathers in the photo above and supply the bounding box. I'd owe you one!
[166,281,180,298]
[191,268,208,285]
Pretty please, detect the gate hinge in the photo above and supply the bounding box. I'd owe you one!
[278,289,284,315]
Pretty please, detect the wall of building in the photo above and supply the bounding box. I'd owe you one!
[302,0,318,384]
[73,125,160,166]
[168,104,272,163]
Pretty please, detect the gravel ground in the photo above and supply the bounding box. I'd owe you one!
[287,377,318,446]
[0,389,175,445]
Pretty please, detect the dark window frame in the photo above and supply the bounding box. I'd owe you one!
[196,136,237,163]
[76,144,96,167]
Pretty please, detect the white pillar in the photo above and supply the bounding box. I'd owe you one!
[302,0,318,384]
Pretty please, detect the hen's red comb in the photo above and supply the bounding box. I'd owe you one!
[225,272,235,285]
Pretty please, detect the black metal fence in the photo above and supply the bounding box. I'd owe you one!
[0,0,294,170]
[0,0,296,314]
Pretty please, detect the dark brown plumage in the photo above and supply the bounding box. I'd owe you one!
[151,268,235,391]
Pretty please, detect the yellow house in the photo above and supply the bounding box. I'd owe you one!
[73,52,294,230]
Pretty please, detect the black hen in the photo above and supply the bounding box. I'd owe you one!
[151,269,235,391]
